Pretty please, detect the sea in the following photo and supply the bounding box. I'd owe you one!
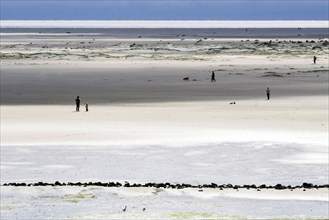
[1,20,328,38]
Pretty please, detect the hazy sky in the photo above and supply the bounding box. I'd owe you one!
[1,0,328,20]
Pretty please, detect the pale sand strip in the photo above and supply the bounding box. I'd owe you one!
[1,97,328,147]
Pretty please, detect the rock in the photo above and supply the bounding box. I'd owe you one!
[55,181,62,186]
[210,183,218,188]
[182,184,192,188]
[275,184,286,190]
[34,182,44,186]
[144,183,153,187]
[155,183,165,188]
[250,184,257,189]
[259,184,266,189]
[108,182,115,187]
[302,182,313,188]
[225,184,233,188]
[233,185,240,189]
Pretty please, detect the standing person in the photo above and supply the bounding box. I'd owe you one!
[266,87,271,100]
[85,102,89,112]
[75,96,80,111]
[313,56,317,64]
[211,71,216,82]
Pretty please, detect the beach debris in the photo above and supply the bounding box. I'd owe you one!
[230,102,236,105]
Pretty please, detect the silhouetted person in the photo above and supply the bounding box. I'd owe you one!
[313,56,317,64]
[85,102,89,112]
[75,96,80,111]
[266,87,271,100]
[211,71,216,82]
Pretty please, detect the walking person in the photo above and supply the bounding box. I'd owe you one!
[313,56,317,64]
[85,102,89,112]
[266,87,271,100]
[75,96,80,111]
[211,71,216,82]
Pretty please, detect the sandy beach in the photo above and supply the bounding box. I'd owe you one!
[1,26,328,219]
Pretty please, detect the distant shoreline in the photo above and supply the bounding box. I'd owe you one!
[1,28,328,39]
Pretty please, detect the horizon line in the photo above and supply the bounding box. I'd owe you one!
[1,20,328,29]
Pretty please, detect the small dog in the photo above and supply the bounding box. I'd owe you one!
[183,77,190,81]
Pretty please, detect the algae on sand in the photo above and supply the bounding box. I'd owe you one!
[167,212,247,220]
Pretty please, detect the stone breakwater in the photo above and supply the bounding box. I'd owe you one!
[2,182,328,190]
